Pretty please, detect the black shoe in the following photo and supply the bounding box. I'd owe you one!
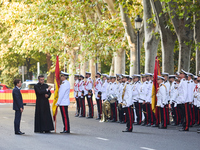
[110,119,116,122]
[96,118,101,120]
[151,124,158,127]
[120,121,125,124]
[197,128,200,131]
[122,130,132,132]
[45,131,51,133]
[15,131,25,135]
[178,124,183,127]
[75,114,79,117]
[60,130,70,133]
[79,115,85,118]
[193,123,199,127]
[171,123,177,126]
[179,128,189,131]
[86,116,93,119]
[134,122,140,125]
[189,125,193,127]
[146,123,151,127]
[158,126,167,129]
[141,123,146,126]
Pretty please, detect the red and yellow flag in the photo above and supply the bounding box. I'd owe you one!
[151,56,161,113]
[52,55,60,121]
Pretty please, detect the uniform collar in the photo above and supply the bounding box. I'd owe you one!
[16,86,21,89]
[62,80,67,83]
[159,82,164,86]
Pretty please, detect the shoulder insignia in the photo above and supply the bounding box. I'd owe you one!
[97,81,99,84]
[150,81,152,84]
[174,82,176,84]
[188,82,190,84]
[191,81,193,83]
[127,83,129,84]
[114,82,116,84]
[146,82,148,84]
[183,79,185,81]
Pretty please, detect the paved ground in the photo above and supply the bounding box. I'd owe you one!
[0,103,200,150]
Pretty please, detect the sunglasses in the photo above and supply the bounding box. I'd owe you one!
[197,80,200,83]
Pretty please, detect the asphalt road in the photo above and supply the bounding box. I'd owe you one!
[0,103,200,150]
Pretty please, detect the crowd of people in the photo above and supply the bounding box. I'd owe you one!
[74,70,200,133]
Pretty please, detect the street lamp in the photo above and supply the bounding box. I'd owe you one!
[135,15,142,74]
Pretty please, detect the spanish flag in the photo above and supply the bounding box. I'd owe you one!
[52,55,60,121]
[151,56,161,113]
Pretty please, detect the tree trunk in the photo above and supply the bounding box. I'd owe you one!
[68,50,76,89]
[109,57,115,76]
[114,48,125,74]
[143,0,160,73]
[168,2,193,72]
[120,5,138,75]
[46,53,54,83]
[150,0,177,74]
[90,58,96,80]
[194,0,200,74]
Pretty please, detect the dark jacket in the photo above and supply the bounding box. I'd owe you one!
[12,87,24,110]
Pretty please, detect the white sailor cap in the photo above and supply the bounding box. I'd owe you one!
[141,74,146,77]
[106,75,110,78]
[116,74,121,77]
[161,72,169,76]
[118,75,122,79]
[157,76,165,80]
[175,72,179,76]
[129,76,133,79]
[180,69,187,75]
[145,73,153,77]
[61,71,69,76]
[169,75,176,78]
[74,74,79,77]
[80,75,84,78]
[187,72,193,76]
[96,72,101,76]
[175,77,179,81]
[85,72,91,74]
[132,74,141,78]
[194,76,198,79]
[102,74,108,77]
[110,76,116,79]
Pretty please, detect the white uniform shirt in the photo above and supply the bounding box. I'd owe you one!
[132,81,141,103]
[194,83,198,106]
[108,82,117,96]
[194,83,200,107]
[156,82,167,108]
[147,80,153,103]
[164,80,170,103]
[74,79,79,98]
[187,79,195,103]
[139,81,148,103]
[57,80,70,106]
[122,81,132,107]
[78,80,85,97]
[94,78,102,99]
[106,82,112,99]
[101,80,108,100]
[117,82,123,103]
[84,77,93,96]
[169,81,176,104]
[178,78,188,104]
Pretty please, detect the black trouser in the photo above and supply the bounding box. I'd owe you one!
[193,105,198,124]
[160,106,167,128]
[86,94,93,117]
[60,106,70,132]
[125,106,133,131]
[171,103,176,124]
[14,110,22,133]
[182,103,190,130]
[96,98,102,119]
[178,104,184,124]
[75,97,80,115]
[118,104,123,122]
[80,96,85,117]
[142,103,147,124]
[146,103,151,124]
[111,102,117,121]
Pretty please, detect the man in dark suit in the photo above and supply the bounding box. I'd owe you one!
[12,79,24,135]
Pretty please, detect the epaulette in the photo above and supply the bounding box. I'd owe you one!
[174,82,176,84]
[150,81,152,84]
[146,82,148,84]
[191,81,193,83]
[127,83,129,84]
[183,79,185,81]
[114,82,116,84]
[188,82,190,84]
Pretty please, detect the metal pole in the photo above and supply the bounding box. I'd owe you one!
[37,62,40,77]
[22,66,24,83]
[137,30,140,74]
